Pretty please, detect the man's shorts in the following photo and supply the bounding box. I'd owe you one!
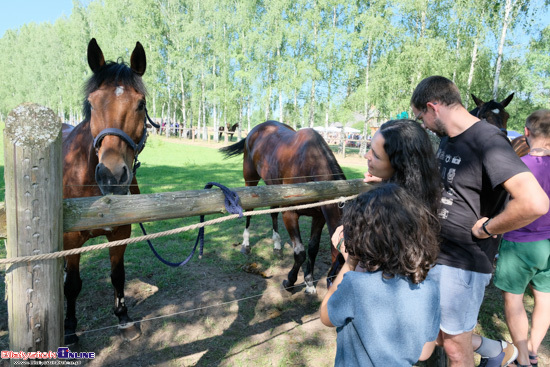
[429,264,491,335]
[494,239,550,294]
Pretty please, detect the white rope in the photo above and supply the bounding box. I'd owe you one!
[0,195,357,265]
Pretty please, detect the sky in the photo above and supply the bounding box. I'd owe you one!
[0,0,74,38]
[0,0,548,51]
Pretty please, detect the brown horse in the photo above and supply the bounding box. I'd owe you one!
[470,93,514,132]
[62,38,153,345]
[220,121,345,294]
[470,93,528,156]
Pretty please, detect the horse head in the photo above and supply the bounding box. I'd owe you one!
[470,93,514,132]
[85,38,149,195]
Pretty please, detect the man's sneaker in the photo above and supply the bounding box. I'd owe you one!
[478,340,518,367]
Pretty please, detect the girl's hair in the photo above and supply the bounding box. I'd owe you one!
[525,109,550,138]
[343,183,440,284]
[379,119,441,214]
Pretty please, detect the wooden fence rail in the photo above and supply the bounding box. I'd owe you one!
[0,179,370,236]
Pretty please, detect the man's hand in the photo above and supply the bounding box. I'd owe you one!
[471,217,497,239]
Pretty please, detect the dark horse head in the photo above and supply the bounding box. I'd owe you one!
[469,93,514,132]
[85,38,149,195]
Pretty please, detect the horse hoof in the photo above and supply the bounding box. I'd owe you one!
[273,248,283,258]
[64,333,79,346]
[118,322,141,342]
[282,280,297,294]
[240,246,251,255]
[304,284,317,294]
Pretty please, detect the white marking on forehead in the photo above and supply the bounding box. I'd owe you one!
[491,108,500,114]
[115,86,125,96]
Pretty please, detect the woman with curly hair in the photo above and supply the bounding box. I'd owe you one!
[330,119,441,273]
[320,183,441,366]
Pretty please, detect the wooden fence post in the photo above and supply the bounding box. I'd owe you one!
[4,103,64,353]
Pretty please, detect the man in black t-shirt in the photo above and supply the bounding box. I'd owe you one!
[411,76,548,367]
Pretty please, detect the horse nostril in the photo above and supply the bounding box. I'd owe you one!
[95,163,132,195]
[120,166,128,184]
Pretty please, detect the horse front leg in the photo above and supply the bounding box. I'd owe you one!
[107,226,141,342]
[281,211,306,293]
[64,255,82,346]
[63,232,85,346]
[271,211,283,257]
[241,162,261,255]
[323,204,345,288]
[242,215,252,254]
[302,215,325,294]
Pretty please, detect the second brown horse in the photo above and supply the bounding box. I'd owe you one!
[220,121,345,294]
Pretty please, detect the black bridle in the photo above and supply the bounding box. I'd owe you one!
[93,108,160,174]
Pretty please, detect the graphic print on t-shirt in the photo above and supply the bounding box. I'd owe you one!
[437,148,462,220]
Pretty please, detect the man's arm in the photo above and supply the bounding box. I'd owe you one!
[472,171,549,238]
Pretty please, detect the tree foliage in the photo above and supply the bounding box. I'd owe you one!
[0,0,548,129]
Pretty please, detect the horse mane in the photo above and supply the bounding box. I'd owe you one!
[82,60,147,121]
[309,129,346,181]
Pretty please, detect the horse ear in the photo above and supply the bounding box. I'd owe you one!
[130,41,146,76]
[87,38,105,73]
[471,94,483,107]
[500,93,514,108]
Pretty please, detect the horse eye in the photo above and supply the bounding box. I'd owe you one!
[137,100,146,111]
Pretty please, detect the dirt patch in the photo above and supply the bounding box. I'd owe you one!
[63,242,338,366]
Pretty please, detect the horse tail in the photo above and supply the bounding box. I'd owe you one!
[219,138,246,158]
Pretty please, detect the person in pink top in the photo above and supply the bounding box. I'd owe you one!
[494,109,550,367]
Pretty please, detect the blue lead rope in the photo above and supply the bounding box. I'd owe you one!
[139,182,243,267]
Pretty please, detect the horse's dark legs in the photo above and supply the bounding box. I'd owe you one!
[64,252,82,346]
[271,211,283,256]
[323,204,345,287]
[63,231,88,346]
[302,215,325,294]
[242,215,252,254]
[107,227,141,341]
[282,210,306,293]
[241,159,261,255]
[110,246,129,323]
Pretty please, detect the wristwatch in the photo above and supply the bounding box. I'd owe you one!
[482,218,494,237]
